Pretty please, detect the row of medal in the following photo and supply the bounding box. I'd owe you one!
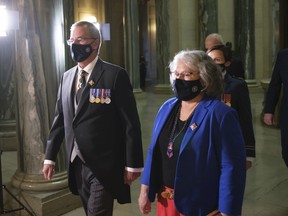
[221,93,231,107]
[89,88,111,104]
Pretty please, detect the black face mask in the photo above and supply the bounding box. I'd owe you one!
[173,79,203,101]
[218,63,226,72]
[70,43,93,62]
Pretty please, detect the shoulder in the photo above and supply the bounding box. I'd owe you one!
[278,48,288,56]
[276,49,288,62]
[99,58,125,72]
[200,97,238,119]
[159,98,178,110]
[155,98,178,116]
[203,97,231,111]
[225,74,247,87]
[64,66,77,77]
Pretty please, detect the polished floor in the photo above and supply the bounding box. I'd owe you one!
[2,86,288,216]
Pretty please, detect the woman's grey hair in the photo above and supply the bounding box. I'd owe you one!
[168,50,224,97]
[71,21,102,53]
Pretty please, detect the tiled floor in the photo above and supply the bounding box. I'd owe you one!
[2,86,288,216]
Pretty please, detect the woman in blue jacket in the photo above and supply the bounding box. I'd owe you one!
[138,50,246,216]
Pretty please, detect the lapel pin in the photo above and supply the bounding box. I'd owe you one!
[190,123,198,131]
[89,80,95,86]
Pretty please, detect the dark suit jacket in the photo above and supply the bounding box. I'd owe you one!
[45,58,143,204]
[264,49,288,161]
[142,97,246,215]
[222,73,255,157]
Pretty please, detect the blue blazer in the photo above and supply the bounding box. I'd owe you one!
[141,96,246,215]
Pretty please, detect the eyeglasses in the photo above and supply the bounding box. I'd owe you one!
[170,71,193,78]
[66,37,97,46]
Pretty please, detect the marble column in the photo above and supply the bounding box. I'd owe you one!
[234,0,255,79]
[0,0,17,152]
[123,0,141,91]
[2,0,81,215]
[199,0,218,50]
[12,0,67,191]
[155,0,170,85]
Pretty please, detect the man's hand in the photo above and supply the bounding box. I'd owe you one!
[246,160,252,170]
[42,164,55,180]
[124,170,141,185]
[263,113,274,125]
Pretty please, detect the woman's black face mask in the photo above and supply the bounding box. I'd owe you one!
[173,79,203,101]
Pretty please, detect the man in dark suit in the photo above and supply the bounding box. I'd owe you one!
[263,49,288,167]
[207,45,256,169]
[42,21,143,216]
[205,33,246,79]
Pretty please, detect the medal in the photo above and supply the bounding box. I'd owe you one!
[222,94,231,107]
[100,89,105,104]
[95,97,101,103]
[105,98,111,104]
[89,96,96,103]
[89,88,96,103]
[95,89,100,103]
[105,89,111,104]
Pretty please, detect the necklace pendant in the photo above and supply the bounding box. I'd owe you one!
[167,142,173,158]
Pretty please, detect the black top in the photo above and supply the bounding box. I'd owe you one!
[156,102,192,188]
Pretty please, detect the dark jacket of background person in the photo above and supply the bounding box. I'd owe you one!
[225,41,246,79]
[226,58,246,79]
[223,73,256,158]
[263,48,288,166]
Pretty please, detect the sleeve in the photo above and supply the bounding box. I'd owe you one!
[44,76,65,162]
[113,69,144,169]
[236,82,255,157]
[218,109,246,215]
[263,52,283,113]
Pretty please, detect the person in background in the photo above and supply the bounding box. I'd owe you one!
[42,21,144,216]
[138,50,246,216]
[207,44,256,169]
[205,33,245,79]
[263,48,288,167]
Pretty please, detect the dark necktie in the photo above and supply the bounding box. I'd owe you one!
[76,70,87,104]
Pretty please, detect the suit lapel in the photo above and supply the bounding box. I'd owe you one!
[179,98,212,153]
[151,99,179,146]
[63,66,78,116]
[75,59,105,116]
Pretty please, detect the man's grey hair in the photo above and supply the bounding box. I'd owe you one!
[71,21,102,53]
[205,33,224,44]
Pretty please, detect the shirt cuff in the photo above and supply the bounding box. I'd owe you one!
[125,167,144,172]
[246,157,254,162]
[44,159,56,165]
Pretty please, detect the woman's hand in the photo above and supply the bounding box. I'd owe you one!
[138,184,152,214]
